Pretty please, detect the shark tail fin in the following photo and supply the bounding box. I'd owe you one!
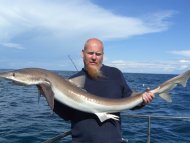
[159,93,172,102]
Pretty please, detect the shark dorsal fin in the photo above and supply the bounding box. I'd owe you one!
[68,75,86,88]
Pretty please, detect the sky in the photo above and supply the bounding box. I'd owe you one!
[0,0,190,74]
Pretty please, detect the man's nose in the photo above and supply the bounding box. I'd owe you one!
[92,53,97,59]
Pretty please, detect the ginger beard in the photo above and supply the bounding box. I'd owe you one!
[85,64,102,79]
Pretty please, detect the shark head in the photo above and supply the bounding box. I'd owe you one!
[0,68,49,85]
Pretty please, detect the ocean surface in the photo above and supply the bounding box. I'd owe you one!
[0,70,190,143]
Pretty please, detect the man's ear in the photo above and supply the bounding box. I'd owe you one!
[81,50,84,58]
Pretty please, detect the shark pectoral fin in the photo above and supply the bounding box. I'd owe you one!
[36,84,55,110]
[37,85,45,104]
[95,113,120,122]
[37,85,41,104]
[159,93,172,102]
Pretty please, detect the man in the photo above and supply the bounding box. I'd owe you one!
[54,38,154,143]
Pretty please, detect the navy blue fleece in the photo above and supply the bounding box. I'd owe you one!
[54,65,132,143]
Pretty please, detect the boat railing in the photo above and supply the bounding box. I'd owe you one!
[43,114,190,143]
[124,114,190,143]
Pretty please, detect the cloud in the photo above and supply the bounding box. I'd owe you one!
[0,42,24,49]
[0,0,177,72]
[170,50,190,57]
[0,0,174,45]
[178,59,190,69]
[109,59,190,73]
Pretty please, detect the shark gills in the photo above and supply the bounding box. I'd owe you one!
[0,68,189,122]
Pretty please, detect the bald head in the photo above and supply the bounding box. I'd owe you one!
[84,38,104,51]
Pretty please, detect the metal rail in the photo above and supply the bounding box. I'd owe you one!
[125,114,190,143]
[43,114,190,143]
[42,131,71,143]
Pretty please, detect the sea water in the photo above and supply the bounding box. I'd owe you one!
[0,70,189,143]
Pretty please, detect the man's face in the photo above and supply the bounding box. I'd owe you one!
[82,40,104,78]
[82,41,103,69]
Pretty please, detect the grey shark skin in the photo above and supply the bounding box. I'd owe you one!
[0,68,189,122]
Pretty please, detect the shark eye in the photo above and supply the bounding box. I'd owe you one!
[13,73,15,77]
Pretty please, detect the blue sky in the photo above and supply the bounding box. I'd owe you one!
[0,0,189,74]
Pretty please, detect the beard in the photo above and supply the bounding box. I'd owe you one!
[86,64,103,79]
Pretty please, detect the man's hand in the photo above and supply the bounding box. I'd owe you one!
[142,88,154,104]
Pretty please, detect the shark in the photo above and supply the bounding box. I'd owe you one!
[0,68,189,122]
